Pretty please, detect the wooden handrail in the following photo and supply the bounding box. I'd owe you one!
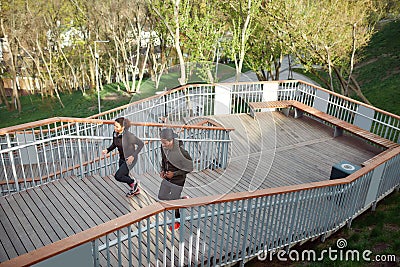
[2,145,399,267]
[249,100,399,149]
[129,121,234,131]
[0,117,105,135]
[297,80,400,120]
[0,118,234,135]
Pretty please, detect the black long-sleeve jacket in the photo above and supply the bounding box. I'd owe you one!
[107,130,144,162]
[161,140,193,186]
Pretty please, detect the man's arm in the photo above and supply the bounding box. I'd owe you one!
[172,147,193,177]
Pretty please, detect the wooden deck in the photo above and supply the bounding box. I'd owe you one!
[0,112,382,264]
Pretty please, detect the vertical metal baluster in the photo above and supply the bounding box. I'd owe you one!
[48,135,57,181]
[15,133,27,189]
[258,196,270,254]
[250,197,261,256]
[146,217,151,266]
[39,126,50,180]
[308,187,320,237]
[138,221,143,266]
[24,130,35,187]
[200,205,209,267]
[308,188,318,238]
[155,214,160,266]
[296,190,309,242]
[218,202,229,264]
[61,129,70,178]
[240,198,253,264]
[92,239,99,267]
[286,191,300,248]
[67,123,75,175]
[178,208,186,267]
[55,129,63,180]
[76,123,84,178]
[1,153,11,194]
[268,194,279,251]
[212,203,221,266]
[233,200,244,262]
[6,134,19,192]
[317,187,329,235]
[163,210,168,267]
[277,193,289,248]
[194,206,202,266]
[117,229,122,266]
[128,225,132,267]
[106,234,110,267]
[187,208,194,266]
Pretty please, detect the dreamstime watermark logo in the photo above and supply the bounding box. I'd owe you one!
[257,238,398,263]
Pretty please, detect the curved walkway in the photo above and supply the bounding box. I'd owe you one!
[0,111,380,263]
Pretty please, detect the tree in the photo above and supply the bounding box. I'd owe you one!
[181,0,226,83]
[245,0,292,81]
[148,0,190,86]
[267,0,377,102]
[220,0,263,81]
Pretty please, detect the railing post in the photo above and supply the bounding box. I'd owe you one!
[76,123,85,178]
[214,85,232,115]
[6,133,19,192]
[354,105,375,131]
[313,89,330,113]
[262,82,279,111]
[364,163,385,209]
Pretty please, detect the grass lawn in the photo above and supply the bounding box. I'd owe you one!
[0,63,240,129]
[0,84,132,129]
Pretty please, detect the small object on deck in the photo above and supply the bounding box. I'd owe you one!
[330,160,361,180]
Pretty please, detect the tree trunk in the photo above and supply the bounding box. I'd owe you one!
[345,23,357,96]
[174,0,186,85]
[349,76,371,104]
[58,42,77,92]
[0,78,12,110]
[137,43,151,93]
[36,38,64,108]
[235,0,253,82]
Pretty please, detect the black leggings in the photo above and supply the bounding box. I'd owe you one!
[115,159,137,186]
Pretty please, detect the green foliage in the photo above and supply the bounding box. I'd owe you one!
[0,82,158,128]
[293,20,400,115]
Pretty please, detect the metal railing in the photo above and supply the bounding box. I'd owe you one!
[88,80,399,144]
[0,79,399,266]
[0,119,233,196]
[2,146,399,267]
